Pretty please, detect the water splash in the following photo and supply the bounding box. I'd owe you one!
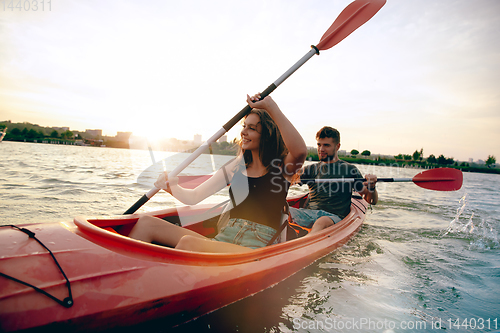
[440,194,473,236]
[440,194,499,250]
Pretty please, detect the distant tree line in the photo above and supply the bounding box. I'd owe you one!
[305,145,498,173]
[1,121,81,141]
[7,127,76,140]
[0,121,118,147]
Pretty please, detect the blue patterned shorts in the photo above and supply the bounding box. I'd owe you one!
[214,218,277,249]
[289,207,342,228]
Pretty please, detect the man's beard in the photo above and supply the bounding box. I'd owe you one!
[320,154,336,162]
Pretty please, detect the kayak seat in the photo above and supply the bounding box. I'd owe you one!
[103,227,120,234]
[266,202,310,245]
[275,193,311,241]
[288,218,311,238]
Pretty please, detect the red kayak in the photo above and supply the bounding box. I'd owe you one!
[0,194,367,331]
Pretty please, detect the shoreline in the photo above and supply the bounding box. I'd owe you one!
[336,156,500,175]
[3,140,499,175]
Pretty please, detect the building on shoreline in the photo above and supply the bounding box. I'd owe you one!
[85,129,102,138]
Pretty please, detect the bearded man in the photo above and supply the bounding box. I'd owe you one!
[290,126,378,234]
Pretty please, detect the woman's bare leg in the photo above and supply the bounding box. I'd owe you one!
[129,215,254,253]
[128,215,206,247]
[176,235,253,253]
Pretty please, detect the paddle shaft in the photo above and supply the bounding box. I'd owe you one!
[124,0,387,214]
[302,178,411,183]
[222,48,318,131]
[302,178,399,183]
[302,177,460,183]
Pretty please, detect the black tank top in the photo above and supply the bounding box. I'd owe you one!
[228,165,290,231]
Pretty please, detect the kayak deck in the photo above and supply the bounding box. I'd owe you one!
[0,194,367,331]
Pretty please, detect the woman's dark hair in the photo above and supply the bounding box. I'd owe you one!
[238,109,288,172]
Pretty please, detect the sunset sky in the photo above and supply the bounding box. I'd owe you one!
[1,0,499,162]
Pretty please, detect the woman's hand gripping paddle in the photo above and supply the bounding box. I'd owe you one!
[124,0,386,215]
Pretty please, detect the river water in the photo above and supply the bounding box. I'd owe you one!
[1,141,499,332]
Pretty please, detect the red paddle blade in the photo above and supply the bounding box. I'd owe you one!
[316,0,386,51]
[412,168,463,191]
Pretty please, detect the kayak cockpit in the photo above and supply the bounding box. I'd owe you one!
[73,194,366,266]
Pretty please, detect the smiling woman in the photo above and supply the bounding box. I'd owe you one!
[128,93,307,252]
